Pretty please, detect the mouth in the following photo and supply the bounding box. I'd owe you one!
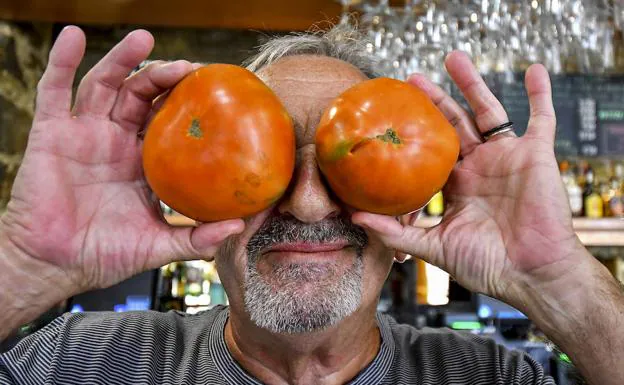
[251,239,362,281]
[264,240,351,254]
[261,241,354,266]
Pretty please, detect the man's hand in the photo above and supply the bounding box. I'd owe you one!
[0,26,244,336]
[353,51,583,304]
[352,51,624,385]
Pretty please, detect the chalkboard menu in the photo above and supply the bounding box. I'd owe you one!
[449,74,624,157]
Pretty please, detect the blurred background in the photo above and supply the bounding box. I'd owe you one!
[1,1,623,384]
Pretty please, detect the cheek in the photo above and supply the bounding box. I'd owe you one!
[214,208,274,295]
[213,235,246,303]
[360,237,395,295]
[215,235,243,274]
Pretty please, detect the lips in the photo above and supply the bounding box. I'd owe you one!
[264,241,350,254]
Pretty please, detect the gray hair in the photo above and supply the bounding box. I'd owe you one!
[243,22,381,79]
[242,215,368,334]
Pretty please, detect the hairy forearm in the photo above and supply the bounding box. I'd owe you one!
[519,252,624,385]
[0,230,76,341]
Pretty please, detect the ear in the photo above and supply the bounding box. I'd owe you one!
[393,209,422,263]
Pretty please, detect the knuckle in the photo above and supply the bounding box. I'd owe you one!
[448,115,461,128]
[473,96,504,118]
[130,60,165,78]
[146,60,167,71]
[532,109,556,124]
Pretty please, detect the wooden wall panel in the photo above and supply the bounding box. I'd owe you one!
[0,0,342,31]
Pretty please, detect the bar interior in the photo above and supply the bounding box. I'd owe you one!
[1,1,623,384]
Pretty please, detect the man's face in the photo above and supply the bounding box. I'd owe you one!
[215,55,396,334]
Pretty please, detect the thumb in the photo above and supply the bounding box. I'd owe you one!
[352,212,443,267]
[147,219,245,269]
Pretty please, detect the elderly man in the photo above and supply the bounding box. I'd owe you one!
[0,24,622,385]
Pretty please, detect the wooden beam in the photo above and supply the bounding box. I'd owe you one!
[0,0,342,31]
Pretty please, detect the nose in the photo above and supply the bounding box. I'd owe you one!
[277,144,341,223]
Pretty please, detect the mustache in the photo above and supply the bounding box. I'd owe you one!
[246,215,369,262]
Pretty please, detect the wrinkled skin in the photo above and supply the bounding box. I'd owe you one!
[1,26,622,385]
[0,28,244,294]
[353,53,584,310]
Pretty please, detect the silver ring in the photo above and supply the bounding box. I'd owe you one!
[481,121,515,141]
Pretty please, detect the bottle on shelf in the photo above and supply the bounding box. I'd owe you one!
[157,262,186,312]
[560,160,583,217]
[583,168,604,218]
[157,264,173,300]
[600,175,612,217]
[576,160,589,191]
[171,262,187,299]
[608,164,624,218]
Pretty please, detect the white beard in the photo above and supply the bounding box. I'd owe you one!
[244,257,363,334]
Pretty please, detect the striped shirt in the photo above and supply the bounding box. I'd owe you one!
[0,305,555,384]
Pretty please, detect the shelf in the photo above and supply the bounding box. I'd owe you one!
[571,218,624,231]
[164,215,624,247]
[415,216,624,247]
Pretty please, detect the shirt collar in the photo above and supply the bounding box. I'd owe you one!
[209,307,396,385]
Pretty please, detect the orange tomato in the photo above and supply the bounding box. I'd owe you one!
[143,64,295,222]
[315,77,459,216]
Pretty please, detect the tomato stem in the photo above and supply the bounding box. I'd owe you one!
[187,118,203,138]
[375,128,401,144]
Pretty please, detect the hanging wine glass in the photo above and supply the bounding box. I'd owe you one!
[350,0,619,79]
[337,0,363,25]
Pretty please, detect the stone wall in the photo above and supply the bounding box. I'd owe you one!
[0,22,281,209]
[0,22,51,208]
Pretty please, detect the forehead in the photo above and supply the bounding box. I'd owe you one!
[256,55,369,147]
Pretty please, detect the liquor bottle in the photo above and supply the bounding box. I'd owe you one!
[600,176,613,217]
[609,164,624,217]
[560,161,583,217]
[576,160,589,190]
[171,262,187,298]
[157,265,173,299]
[583,169,604,218]
[426,191,444,217]
[157,263,185,312]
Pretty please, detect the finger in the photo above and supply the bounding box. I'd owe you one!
[110,60,193,132]
[407,74,482,156]
[394,216,412,263]
[140,62,203,133]
[35,26,86,121]
[147,219,245,269]
[138,90,170,139]
[352,212,443,267]
[72,29,154,117]
[151,91,170,114]
[444,51,512,139]
[524,64,557,143]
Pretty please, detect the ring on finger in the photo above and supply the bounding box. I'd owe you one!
[481,121,515,142]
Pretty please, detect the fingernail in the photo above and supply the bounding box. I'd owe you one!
[225,220,245,235]
[358,223,371,231]
[351,218,369,229]
[162,60,189,69]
